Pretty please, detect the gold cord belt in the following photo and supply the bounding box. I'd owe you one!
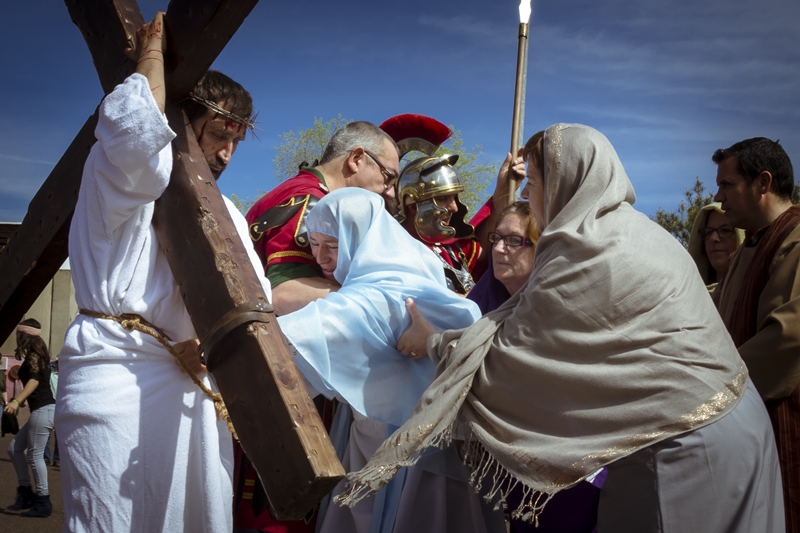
[79,309,237,438]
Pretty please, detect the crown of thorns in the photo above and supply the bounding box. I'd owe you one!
[187,93,257,133]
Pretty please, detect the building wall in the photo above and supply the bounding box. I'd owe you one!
[0,268,77,358]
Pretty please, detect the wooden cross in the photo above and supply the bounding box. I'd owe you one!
[0,0,344,519]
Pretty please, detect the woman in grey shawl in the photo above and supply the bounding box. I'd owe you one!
[339,124,784,532]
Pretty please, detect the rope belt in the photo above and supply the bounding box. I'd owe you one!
[79,309,237,438]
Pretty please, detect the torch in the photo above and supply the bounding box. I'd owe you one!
[508,0,531,204]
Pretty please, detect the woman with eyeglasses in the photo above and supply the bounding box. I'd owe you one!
[488,202,539,296]
[468,202,538,313]
[688,203,745,292]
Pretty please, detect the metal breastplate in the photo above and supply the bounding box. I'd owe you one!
[433,243,475,295]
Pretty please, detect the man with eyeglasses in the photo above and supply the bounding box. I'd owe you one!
[381,114,524,295]
[711,137,799,532]
[247,121,399,316]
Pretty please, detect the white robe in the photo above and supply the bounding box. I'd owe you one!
[54,73,271,533]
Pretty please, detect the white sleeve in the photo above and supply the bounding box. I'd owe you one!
[224,195,273,304]
[93,73,176,234]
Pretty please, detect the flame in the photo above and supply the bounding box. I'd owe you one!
[518,0,532,23]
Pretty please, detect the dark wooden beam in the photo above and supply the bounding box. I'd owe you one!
[164,0,259,101]
[65,0,145,94]
[154,107,344,519]
[0,112,98,342]
[0,0,255,337]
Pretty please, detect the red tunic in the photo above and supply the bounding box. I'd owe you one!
[245,169,329,286]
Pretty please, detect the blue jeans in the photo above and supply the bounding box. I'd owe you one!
[43,432,60,463]
[8,403,55,496]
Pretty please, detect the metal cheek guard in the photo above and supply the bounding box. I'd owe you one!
[414,198,456,244]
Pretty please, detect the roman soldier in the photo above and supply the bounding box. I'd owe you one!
[380,114,522,294]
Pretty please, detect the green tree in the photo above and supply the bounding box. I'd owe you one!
[273,115,352,183]
[230,192,262,214]
[652,177,714,248]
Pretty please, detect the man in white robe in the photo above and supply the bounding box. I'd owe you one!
[54,14,270,533]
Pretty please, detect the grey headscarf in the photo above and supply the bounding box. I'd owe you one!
[338,124,746,522]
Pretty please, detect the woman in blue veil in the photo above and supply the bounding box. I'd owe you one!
[277,187,503,533]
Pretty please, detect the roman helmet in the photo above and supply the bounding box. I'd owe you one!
[379,114,475,244]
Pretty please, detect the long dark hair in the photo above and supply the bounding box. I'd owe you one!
[15,318,51,375]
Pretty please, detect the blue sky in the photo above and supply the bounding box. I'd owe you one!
[1,0,798,222]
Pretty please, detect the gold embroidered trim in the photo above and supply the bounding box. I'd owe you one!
[267,250,316,263]
[465,240,479,269]
[560,363,749,488]
[293,195,312,247]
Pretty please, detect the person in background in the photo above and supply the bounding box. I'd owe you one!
[4,318,56,517]
[712,137,800,532]
[687,203,745,292]
[467,200,538,313]
[1,368,7,407]
[469,198,602,533]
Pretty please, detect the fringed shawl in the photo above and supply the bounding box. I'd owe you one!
[338,124,747,522]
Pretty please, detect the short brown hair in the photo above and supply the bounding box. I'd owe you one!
[522,130,545,172]
[496,201,540,245]
[181,70,254,125]
[712,137,794,200]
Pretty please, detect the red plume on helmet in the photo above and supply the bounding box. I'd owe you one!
[379,114,452,159]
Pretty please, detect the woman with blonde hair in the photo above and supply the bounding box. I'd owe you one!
[687,203,745,292]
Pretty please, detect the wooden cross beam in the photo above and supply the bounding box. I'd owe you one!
[0,0,344,519]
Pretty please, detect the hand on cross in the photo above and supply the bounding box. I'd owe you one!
[124,12,167,113]
[173,339,207,376]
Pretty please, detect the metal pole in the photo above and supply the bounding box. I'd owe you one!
[509,22,529,205]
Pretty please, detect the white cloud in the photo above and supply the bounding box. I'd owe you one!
[0,154,55,165]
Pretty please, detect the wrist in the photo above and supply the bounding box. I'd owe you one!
[11,398,19,405]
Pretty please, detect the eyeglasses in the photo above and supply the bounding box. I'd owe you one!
[488,232,534,247]
[363,150,399,188]
[700,225,735,240]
